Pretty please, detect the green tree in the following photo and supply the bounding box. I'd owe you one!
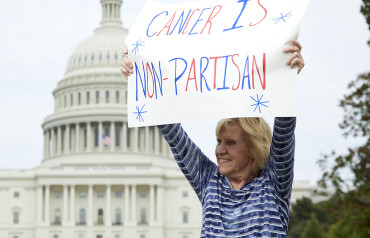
[288,197,332,238]
[315,1,370,236]
[299,213,325,238]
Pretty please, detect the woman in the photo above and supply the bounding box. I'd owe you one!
[121,41,304,237]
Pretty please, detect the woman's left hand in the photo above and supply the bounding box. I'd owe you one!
[283,40,305,74]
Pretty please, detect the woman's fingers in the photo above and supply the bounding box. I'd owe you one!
[283,40,305,74]
[120,50,133,79]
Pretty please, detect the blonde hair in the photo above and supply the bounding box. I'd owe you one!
[216,117,272,177]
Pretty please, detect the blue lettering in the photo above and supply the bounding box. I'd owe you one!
[169,58,188,95]
[170,10,192,35]
[217,55,231,90]
[242,56,250,89]
[151,61,164,98]
[147,11,168,37]
[200,57,210,92]
[135,62,147,101]
[223,0,251,32]
[189,8,211,35]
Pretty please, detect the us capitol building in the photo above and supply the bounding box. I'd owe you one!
[0,1,311,238]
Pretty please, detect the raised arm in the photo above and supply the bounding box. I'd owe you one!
[157,123,217,201]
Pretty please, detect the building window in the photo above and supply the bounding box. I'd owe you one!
[183,211,188,223]
[13,211,19,224]
[53,235,59,238]
[125,91,128,103]
[97,235,103,238]
[115,127,120,147]
[55,209,61,225]
[115,191,122,198]
[94,128,99,147]
[96,91,100,104]
[126,128,131,148]
[79,235,84,238]
[86,91,90,104]
[106,90,110,103]
[64,95,67,108]
[115,208,122,225]
[98,191,104,198]
[115,91,120,103]
[91,54,95,61]
[79,209,86,224]
[98,209,104,225]
[14,192,20,198]
[182,191,188,198]
[70,93,74,107]
[107,54,110,60]
[78,92,81,105]
[140,235,146,238]
[115,235,120,238]
[140,191,147,198]
[80,191,86,198]
[140,208,147,224]
[55,191,61,198]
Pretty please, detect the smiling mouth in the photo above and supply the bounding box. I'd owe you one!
[219,159,231,163]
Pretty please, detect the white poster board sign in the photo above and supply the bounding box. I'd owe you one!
[126,0,310,127]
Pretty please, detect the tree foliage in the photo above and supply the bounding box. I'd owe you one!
[299,213,325,238]
[361,0,370,44]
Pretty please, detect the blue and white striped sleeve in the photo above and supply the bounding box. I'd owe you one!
[267,117,296,200]
[157,123,216,201]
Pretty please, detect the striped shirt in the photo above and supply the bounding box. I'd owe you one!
[158,117,296,238]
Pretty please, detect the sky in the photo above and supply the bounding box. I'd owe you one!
[0,0,369,187]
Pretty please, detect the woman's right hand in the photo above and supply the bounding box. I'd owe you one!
[120,49,133,79]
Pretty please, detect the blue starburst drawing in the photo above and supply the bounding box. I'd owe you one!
[273,11,293,24]
[133,104,148,122]
[132,39,145,55]
[250,94,269,113]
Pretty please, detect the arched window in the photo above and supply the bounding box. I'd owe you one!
[115,91,120,103]
[106,90,110,103]
[98,209,104,224]
[55,208,61,224]
[79,209,86,224]
[115,208,122,225]
[86,91,90,105]
[140,208,147,224]
[78,92,81,105]
[96,91,100,104]
[13,211,19,224]
[183,210,188,223]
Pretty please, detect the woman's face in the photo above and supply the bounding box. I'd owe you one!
[215,122,254,182]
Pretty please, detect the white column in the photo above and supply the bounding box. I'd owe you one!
[145,127,150,153]
[65,124,70,153]
[37,186,43,224]
[150,185,155,224]
[46,130,50,158]
[122,123,127,151]
[63,185,68,224]
[57,126,62,155]
[154,128,160,154]
[87,122,91,152]
[99,122,103,152]
[124,185,130,224]
[44,185,50,224]
[131,185,136,224]
[133,128,138,152]
[70,185,75,224]
[105,185,111,226]
[43,132,47,158]
[88,185,93,226]
[76,123,80,153]
[51,128,56,156]
[110,122,115,151]
[156,185,163,224]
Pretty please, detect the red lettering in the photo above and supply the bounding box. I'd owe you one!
[146,62,155,98]
[200,5,222,34]
[157,11,177,36]
[209,56,222,89]
[231,54,241,90]
[252,53,266,90]
[249,0,267,27]
[182,9,200,34]
[186,58,198,91]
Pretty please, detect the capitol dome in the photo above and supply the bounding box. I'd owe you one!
[41,0,175,168]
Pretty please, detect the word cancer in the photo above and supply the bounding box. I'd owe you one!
[134,53,267,101]
[146,0,268,37]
